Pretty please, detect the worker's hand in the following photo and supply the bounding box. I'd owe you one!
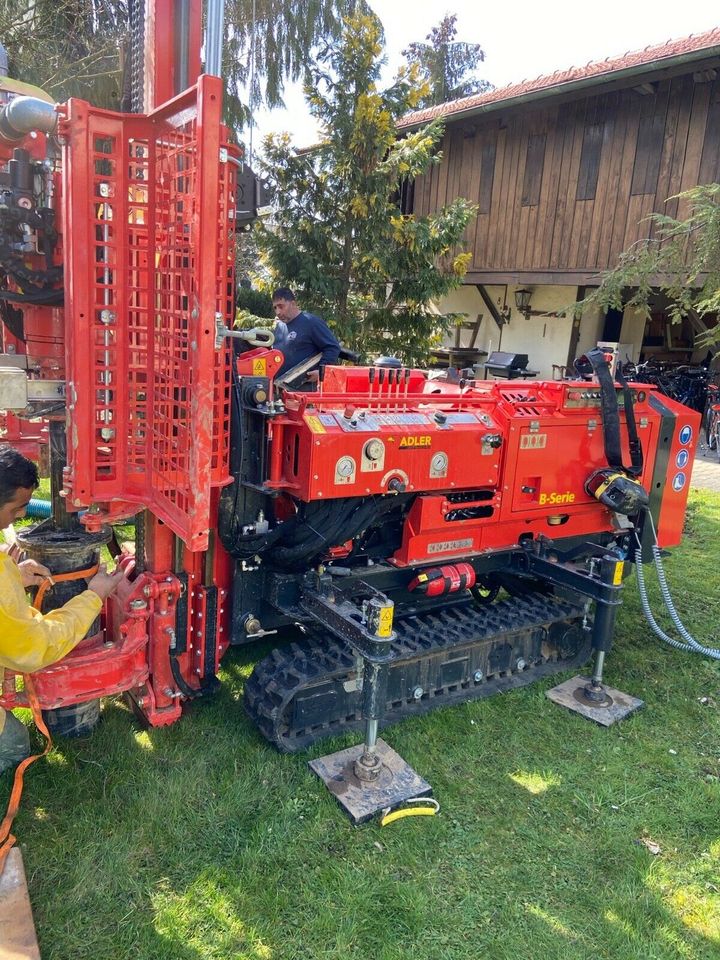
[87,563,127,601]
[17,558,53,588]
[304,370,320,383]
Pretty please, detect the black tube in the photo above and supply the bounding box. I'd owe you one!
[9,148,32,192]
[591,557,623,653]
[0,288,63,305]
[362,660,389,723]
[270,500,373,564]
[169,654,216,700]
[277,499,347,547]
[0,299,25,340]
[270,494,402,566]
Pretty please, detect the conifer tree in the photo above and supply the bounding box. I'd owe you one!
[257,14,477,363]
[402,14,492,109]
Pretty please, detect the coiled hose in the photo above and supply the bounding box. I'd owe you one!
[634,512,720,660]
[26,498,52,518]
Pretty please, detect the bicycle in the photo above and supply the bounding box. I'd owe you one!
[703,383,720,460]
[625,360,714,414]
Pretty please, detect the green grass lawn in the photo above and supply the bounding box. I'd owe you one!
[2,490,719,960]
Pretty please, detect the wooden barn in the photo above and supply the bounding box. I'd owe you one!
[399,28,720,377]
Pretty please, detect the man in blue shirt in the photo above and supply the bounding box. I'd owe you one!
[272,288,340,380]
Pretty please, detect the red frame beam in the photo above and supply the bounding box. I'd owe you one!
[144,0,203,111]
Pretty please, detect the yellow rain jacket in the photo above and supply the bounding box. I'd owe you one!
[0,552,102,735]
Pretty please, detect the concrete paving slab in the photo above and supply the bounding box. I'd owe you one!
[691,443,720,493]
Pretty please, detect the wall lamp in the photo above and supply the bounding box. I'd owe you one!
[514,288,549,320]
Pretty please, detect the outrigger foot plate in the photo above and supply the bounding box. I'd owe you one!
[546,676,644,726]
[309,738,432,825]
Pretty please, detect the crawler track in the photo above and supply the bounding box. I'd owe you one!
[244,593,591,752]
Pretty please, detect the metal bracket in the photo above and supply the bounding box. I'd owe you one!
[27,379,66,401]
[214,314,275,350]
[516,549,623,606]
[299,573,396,661]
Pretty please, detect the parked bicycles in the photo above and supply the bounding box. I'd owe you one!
[703,383,720,460]
[621,359,714,415]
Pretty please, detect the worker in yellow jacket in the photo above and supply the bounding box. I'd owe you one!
[0,445,125,774]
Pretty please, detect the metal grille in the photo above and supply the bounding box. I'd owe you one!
[62,77,234,550]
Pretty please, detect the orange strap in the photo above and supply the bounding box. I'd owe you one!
[33,564,99,612]
[0,677,51,873]
[0,563,98,875]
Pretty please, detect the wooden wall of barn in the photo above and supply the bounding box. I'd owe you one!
[411,70,720,279]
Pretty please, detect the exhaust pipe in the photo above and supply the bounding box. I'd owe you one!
[0,42,9,77]
[0,96,58,145]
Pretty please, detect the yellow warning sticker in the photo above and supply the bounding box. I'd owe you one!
[305,415,326,434]
[613,561,624,585]
[252,358,267,376]
[377,606,394,637]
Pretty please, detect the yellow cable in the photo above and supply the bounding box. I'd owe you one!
[380,797,439,826]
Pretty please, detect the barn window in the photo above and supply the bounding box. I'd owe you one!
[630,113,665,196]
[576,122,605,200]
[521,134,546,206]
[478,140,496,214]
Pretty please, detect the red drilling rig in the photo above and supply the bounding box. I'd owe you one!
[0,2,700,818]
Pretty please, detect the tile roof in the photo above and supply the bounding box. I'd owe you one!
[398,27,720,129]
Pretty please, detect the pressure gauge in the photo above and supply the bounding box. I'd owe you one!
[361,437,385,472]
[335,455,356,484]
[364,439,384,461]
[430,451,448,479]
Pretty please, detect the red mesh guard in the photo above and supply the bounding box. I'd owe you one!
[61,77,233,551]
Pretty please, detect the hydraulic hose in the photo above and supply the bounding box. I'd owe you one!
[634,516,720,660]
[169,653,219,699]
[269,494,402,567]
[270,503,367,565]
[220,495,344,560]
[279,499,348,548]
[225,521,284,559]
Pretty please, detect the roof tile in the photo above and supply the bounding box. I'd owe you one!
[398,27,720,128]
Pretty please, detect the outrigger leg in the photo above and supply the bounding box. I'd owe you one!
[547,554,644,725]
[304,576,432,824]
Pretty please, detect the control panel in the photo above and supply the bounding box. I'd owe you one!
[563,387,646,408]
[280,404,505,501]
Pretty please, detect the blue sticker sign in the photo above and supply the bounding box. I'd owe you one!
[672,472,686,492]
[675,449,689,469]
[679,425,693,445]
